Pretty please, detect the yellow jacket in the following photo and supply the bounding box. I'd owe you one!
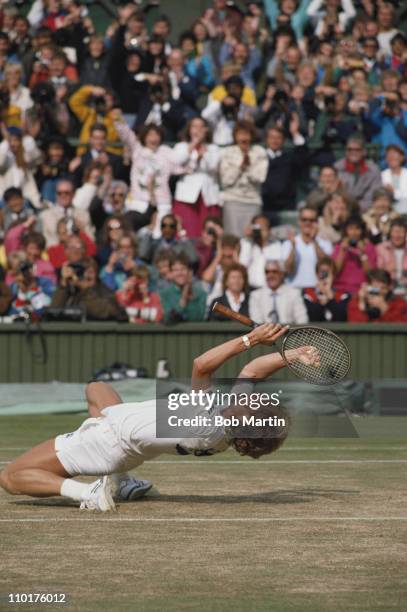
[210,84,256,107]
[69,86,122,156]
[4,104,22,128]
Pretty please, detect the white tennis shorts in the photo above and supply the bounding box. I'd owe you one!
[55,417,134,477]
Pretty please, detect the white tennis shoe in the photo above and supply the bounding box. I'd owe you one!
[116,477,153,501]
[80,476,116,512]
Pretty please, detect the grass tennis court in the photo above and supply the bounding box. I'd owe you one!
[1,414,407,612]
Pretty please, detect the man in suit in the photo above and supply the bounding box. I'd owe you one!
[261,121,308,217]
[69,123,123,186]
[40,178,94,247]
[249,260,308,324]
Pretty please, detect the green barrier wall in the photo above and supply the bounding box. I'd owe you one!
[0,323,406,383]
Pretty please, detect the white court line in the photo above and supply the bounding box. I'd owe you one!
[0,517,407,524]
[1,460,407,466]
[150,460,407,464]
[1,447,407,452]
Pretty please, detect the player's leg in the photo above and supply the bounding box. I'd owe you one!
[0,439,68,497]
[0,430,115,511]
[85,381,152,500]
[86,381,123,417]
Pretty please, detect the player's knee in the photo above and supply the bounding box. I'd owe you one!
[85,381,102,397]
[0,468,19,495]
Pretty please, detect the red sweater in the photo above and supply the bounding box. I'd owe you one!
[47,233,96,269]
[347,295,407,323]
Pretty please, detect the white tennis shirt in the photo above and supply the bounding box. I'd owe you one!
[101,400,229,462]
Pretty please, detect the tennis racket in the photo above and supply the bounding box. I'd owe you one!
[212,302,351,386]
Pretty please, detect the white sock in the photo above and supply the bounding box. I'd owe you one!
[111,472,131,488]
[60,479,93,502]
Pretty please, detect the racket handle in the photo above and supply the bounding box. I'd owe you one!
[212,302,256,327]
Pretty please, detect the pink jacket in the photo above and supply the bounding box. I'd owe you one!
[376,241,407,281]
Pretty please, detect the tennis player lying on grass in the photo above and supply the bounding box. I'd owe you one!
[0,323,318,512]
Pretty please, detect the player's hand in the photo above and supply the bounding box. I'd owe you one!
[287,345,321,367]
[249,323,289,346]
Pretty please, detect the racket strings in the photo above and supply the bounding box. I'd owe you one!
[283,327,350,385]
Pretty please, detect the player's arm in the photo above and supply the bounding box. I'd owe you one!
[191,323,288,390]
[238,346,320,380]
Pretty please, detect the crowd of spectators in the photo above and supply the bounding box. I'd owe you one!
[0,0,407,325]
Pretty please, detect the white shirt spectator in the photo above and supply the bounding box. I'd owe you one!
[10,86,34,114]
[381,167,407,214]
[249,284,308,324]
[172,142,220,206]
[307,0,356,37]
[239,238,287,288]
[284,235,333,289]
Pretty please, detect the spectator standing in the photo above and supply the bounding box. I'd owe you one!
[261,121,307,216]
[172,117,220,238]
[219,120,268,236]
[114,112,176,232]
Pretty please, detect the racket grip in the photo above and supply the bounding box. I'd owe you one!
[212,302,255,327]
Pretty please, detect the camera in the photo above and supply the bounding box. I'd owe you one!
[221,99,238,121]
[251,224,262,244]
[349,239,358,248]
[274,90,289,110]
[70,263,85,280]
[383,98,398,116]
[92,95,106,114]
[207,227,217,239]
[18,261,33,281]
[367,286,380,296]
[319,270,329,280]
[31,82,56,106]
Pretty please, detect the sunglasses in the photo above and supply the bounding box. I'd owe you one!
[300,217,317,223]
[161,223,176,229]
[108,222,122,230]
[265,269,280,275]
